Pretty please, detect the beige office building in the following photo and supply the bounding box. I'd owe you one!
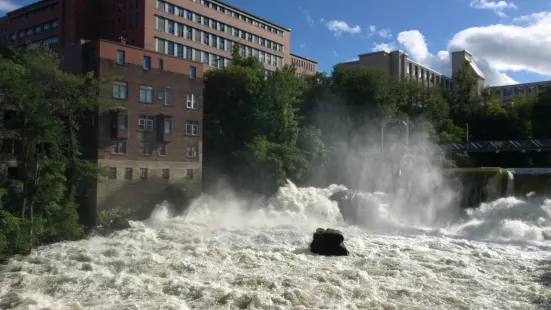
[338,49,486,93]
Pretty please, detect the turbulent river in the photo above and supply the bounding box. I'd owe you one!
[1,182,551,310]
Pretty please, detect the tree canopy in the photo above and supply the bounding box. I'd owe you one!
[0,46,108,261]
[203,54,551,194]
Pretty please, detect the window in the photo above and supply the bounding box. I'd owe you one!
[106,167,117,179]
[113,81,128,100]
[139,143,152,155]
[176,44,183,58]
[189,66,196,79]
[113,141,126,154]
[167,41,174,56]
[159,144,166,156]
[164,118,173,133]
[162,169,170,180]
[140,168,148,179]
[168,20,174,34]
[186,120,199,136]
[186,93,198,109]
[143,56,151,70]
[177,24,184,37]
[164,88,171,105]
[139,86,153,103]
[186,169,194,180]
[124,168,133,180]
[187,145,198,158]
[157,87,164,100]
[186,27,192,40]
[159,59,164,71]
[138,116,154,131]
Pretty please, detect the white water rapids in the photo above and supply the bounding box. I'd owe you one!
[1,182,551,309]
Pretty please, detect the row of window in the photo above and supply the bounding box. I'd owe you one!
[115,49,198,79]
[10,19,58,41]
[405,62,452,89]
[159,0,285,38]
[9,2,59,24]
[26,36,59,49]
[156,16,284,68]
[115,114,200,136]
[495,84,548,96]
[111,140,199,158]
[292,58,316,72]
[112,80,199,109]
[156,3,284,54]
[104,166,195,181]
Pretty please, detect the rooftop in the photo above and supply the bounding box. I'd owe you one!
[290,53,317,64]
[213,0,290,32]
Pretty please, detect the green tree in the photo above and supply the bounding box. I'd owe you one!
[0,46,107,259]
[203,49,316,195]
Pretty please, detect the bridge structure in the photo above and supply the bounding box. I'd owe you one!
[431,139,551,153]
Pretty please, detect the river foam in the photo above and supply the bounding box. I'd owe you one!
[1,182,550,309]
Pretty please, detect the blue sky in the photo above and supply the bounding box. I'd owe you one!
[3,0,551,86]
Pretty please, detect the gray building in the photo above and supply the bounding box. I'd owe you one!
[338,49,486,93]
[491,81,549,103]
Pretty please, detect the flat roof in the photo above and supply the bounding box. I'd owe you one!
[290,53,317,64]
[213,0,290,32]
[490,80,550,88]
[6,0,52,16]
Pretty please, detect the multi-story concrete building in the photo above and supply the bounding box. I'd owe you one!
[338,49,486,93]
[337,49,551,103]
[291,53,318,78]
[491,81,549,103]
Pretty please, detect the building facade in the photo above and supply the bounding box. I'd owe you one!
[0,0,316,224]
[76,39,204,223]
[338,50,487,92]
[1,0,316,76]
[337,49,551,103]
[491,81,549,104]
[291,53,318,78]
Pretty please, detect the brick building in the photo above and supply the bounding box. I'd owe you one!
[0,0,317,224]
[291,53,318,78]
[0,0,317,77]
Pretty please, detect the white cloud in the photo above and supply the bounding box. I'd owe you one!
[470,0,518,17]
[371,42,397,52]
[326,20,361,36]
[299,7,314,27]
[0,0,19,12]
[332,50,339,57]
[367,25,392,39]
[300,42,307,49]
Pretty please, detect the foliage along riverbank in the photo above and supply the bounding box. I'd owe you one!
[1,44,550,261]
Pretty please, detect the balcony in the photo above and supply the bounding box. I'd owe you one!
[110,109,128,139]
[157,113,173,143]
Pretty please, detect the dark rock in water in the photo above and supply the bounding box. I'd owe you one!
[91,217,132,237]
[310,228,349,256]
[109,217,131,230]
[329,190,362,224]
